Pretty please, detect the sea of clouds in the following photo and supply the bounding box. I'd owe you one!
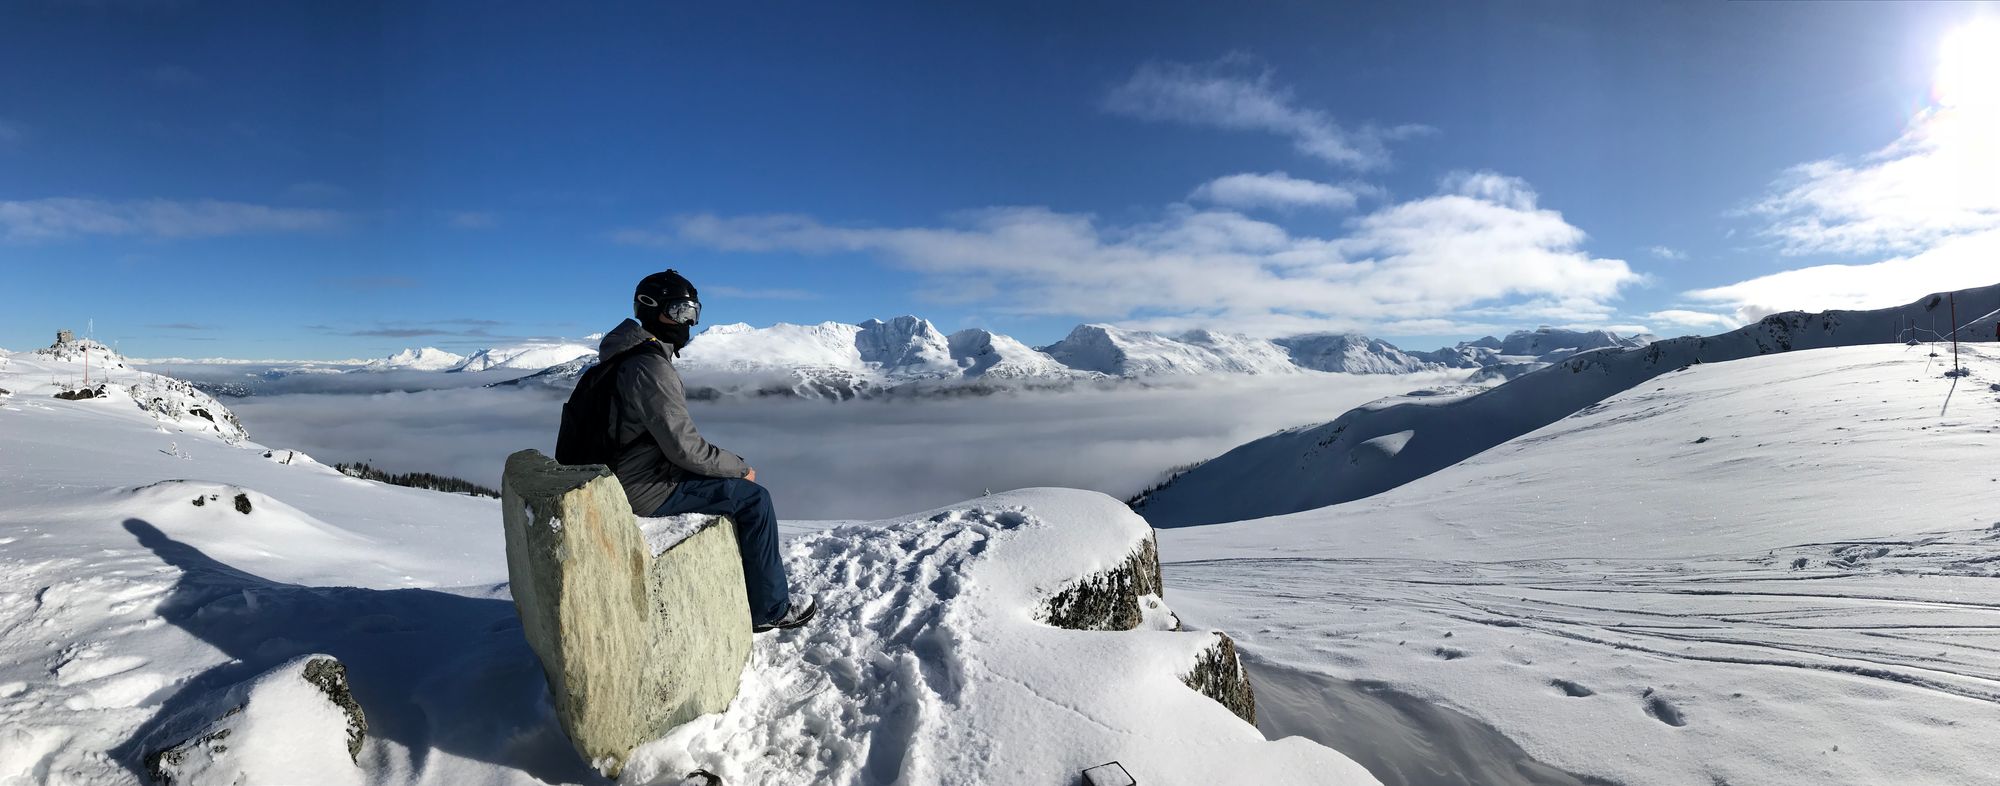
[223,372,1458,520]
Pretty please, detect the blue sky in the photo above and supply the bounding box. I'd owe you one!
[2,1,1996,360]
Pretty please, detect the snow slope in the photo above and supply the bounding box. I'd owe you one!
[1158,342,2000,786]
[1137,284,2000,528]
[0,350,1371,785]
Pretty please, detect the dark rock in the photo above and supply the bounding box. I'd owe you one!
[302,657,368,760]
[1041,533,1164,631]
[1182,632,1257,725]
[232,493,253,514]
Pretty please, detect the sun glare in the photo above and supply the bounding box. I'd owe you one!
[1934,18,2000,113]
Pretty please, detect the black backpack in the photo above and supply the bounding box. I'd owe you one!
[555,342,666,466]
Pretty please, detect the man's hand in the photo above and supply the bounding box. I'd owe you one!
[744,467,757,483]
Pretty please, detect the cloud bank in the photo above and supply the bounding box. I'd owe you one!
[620,171,1641,337]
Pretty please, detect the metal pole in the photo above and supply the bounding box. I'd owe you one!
[1949,292,1959,374]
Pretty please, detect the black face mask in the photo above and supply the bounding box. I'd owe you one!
[646,319,692,355]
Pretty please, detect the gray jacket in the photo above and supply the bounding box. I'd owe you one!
[600,319,750,514]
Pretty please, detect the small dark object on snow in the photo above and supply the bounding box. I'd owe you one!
[1693,436,1710,444]
[1081,760,1136,786]
[191,496,205,507]
[233,493,253,514]
[682,770,723,786]
[54,386,103,401]
[1791,557,1810,570]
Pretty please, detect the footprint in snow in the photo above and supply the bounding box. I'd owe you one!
[1642,688,1687,727]
[1433,647,1467,661]
[1550,678,1594,697]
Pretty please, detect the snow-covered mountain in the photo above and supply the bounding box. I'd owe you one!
[448,342,596,373]
[1134,283,2000,528]
[1411,326,1656,369]
[1274,333,1437,374]
[1037,324,1303,376]
[364,347,466,371]
[504,317,1106,399]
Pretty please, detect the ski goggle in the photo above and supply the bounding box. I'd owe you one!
[637,294,702,325]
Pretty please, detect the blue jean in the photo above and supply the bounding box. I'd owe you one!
[652,477,789,625]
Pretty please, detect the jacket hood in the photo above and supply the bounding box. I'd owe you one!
[599,318,663,360]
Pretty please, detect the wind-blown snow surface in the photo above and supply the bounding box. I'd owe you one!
[1138,284,2000,528]
[0,349,1373,785]
[1159,343,2000,786]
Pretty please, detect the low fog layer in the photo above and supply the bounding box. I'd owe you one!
[138,363,537,396]
[228,373,1460,520]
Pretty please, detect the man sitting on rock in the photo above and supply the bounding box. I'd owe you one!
[593,268,816,632]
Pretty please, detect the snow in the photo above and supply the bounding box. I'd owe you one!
[452,342,598,373]
[1039,324,1304,376]
[0,342,1372,786]
[1138,284,2000,527]
[638,513,715,557]
[366,347,467,371]
[622,490,1376,786]
[1157,341,2000,786]
[1275,333,1436,374]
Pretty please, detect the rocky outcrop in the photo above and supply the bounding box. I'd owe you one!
[1036,528,1257,726]
[145,655,367,786]
[500,449,751,777]
[1182,633,1257,725]
[1041,533,1164,631]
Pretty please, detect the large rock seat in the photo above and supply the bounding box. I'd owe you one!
[500,449,751,776]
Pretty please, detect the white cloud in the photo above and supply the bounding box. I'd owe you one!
[1188,172,1375,212]
[1699,68,2000,321]
[1602,324,1652,336]
[1647,245,1686,260]
[1688,228,2000,322]
[0,197,342,241]
[1748,107,1999,257]
[1438,171,1537,211]
[1103,57,1428,170]
[625,172,1642,337]
[1642,309,1738,332]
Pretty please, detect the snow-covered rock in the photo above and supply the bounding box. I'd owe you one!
[1038,324,1301,376]
[1136,283,2000,528]
[365,347,466,371]
[1275,333,1438,374]
[450,342,596,373]
[5,337,248,441]
[143,655,367,786]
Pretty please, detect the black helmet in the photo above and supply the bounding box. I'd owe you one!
[634,269,701,325]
